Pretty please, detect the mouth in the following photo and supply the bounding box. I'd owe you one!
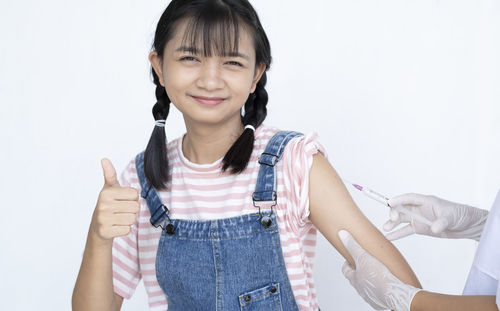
[191,95,227,106]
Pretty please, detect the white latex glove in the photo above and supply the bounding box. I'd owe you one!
[384,193,488,241]
[339,230,421,311]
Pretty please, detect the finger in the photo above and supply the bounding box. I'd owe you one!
[338,230,365,263]
[385,224,415,241]
[110,201,140,214]
[431,218,449,234]
[388,193,427,208]
[112,187,140,201]
[109,225,132,237]
[112,213,138,226]
[383,219,400,232]
[390,208,401,222]
[341,261,355,281]
[101,158,120,188]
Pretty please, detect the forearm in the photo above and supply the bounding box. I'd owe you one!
[411,291,498,311]
[72,227,120,311]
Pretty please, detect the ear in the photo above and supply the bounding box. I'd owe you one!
[250,63,266,93]
[149,51,165,87]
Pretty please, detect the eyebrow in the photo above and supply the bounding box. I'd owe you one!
[174,46,250,60]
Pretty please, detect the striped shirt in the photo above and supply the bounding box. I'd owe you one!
[112,124,327,311]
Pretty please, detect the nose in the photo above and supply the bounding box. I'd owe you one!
[196,61,224,91]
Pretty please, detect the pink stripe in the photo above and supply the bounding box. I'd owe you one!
[148,290,165,297]
[280,236,300,247]
[114,126,323,310]
[141,256,156,264]
[144,279,160,287]
[113,242,138,263]
[295,295,311,302]
[302,238,316,246]
[172,179,255,191]
[291,283,310,291]
[120,235,136,249]
[139,244,158,252]
[288,272,307,281]
[138,232,161,240]
[149,299,167,308]
[112,254,139,278]
[113,270,138,290]
[113,285,132,299]
[285,261,305,268]
[283,248,302,257]
[142,269,157,276]
[305,251,315,258]
[168,192,252,203]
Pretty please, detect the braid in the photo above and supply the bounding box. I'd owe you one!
[222,72,269,173]
[144,70,171,189]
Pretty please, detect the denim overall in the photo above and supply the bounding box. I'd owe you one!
[135,131,304,311]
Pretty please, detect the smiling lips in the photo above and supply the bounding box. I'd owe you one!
[192,95,226,106]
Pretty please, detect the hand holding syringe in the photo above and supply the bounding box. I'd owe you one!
[343,179,433,227]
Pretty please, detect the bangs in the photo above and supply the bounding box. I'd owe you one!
[179,5,245,57]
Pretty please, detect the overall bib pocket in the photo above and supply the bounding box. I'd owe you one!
[238,283,283,311]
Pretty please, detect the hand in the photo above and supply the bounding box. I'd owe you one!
[339,230,421,311]
[384,193,488,241]
[90,158,140,243]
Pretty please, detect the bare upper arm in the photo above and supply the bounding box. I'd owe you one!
[308,153,421,287]
[114,293,124,310]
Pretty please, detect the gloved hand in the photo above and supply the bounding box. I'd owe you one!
[338,230,421,311]
[384,193,488,241]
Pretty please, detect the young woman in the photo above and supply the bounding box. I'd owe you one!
[72,1,421,310]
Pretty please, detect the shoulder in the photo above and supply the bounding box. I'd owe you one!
[282,130,328,162]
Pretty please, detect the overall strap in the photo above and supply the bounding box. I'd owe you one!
[252,131,304,205]
[135,151,170,228]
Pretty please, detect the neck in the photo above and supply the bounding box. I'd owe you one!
[182,117,245,164]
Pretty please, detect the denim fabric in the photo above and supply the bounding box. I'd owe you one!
[135,131,304,310]
[252,131,303,202]
[154,212,299,310]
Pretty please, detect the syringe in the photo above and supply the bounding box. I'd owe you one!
[343,179,433,227]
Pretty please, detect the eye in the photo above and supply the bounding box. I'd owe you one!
[225,60,243,67]
[180,56,199,62]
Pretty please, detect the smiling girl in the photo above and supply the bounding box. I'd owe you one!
[72,1,421,310]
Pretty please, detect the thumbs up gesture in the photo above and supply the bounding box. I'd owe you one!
[90,158,140,243]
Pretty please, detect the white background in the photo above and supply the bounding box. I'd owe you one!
[1,0,499,310]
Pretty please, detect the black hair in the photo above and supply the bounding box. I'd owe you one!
[145,0,271,189]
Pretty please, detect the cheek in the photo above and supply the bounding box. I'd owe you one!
[227,70,255,94]
[163,66,191,94]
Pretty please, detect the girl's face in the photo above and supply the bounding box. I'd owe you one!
[150,19,266,128]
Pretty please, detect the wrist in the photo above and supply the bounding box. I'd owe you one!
[88,225,114,249]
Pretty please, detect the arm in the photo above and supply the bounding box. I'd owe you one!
[308,153,421,287]
[72,228,124,311]
[72,159,138,311]
[339,229,499,311]
[411,291,497,311]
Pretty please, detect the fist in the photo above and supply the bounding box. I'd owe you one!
[91,158,140,241]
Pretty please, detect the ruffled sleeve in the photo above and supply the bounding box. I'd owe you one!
[280,131,328,234]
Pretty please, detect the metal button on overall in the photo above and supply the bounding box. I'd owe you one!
[165,223,175,235]
[260,215,272,228]
[135,131,305,310]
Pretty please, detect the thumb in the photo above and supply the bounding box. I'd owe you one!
[341,261,355,282]
[430,218,449,235]
[338,230,365,265]
[101,158,120,187]
[385,224,415,241]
